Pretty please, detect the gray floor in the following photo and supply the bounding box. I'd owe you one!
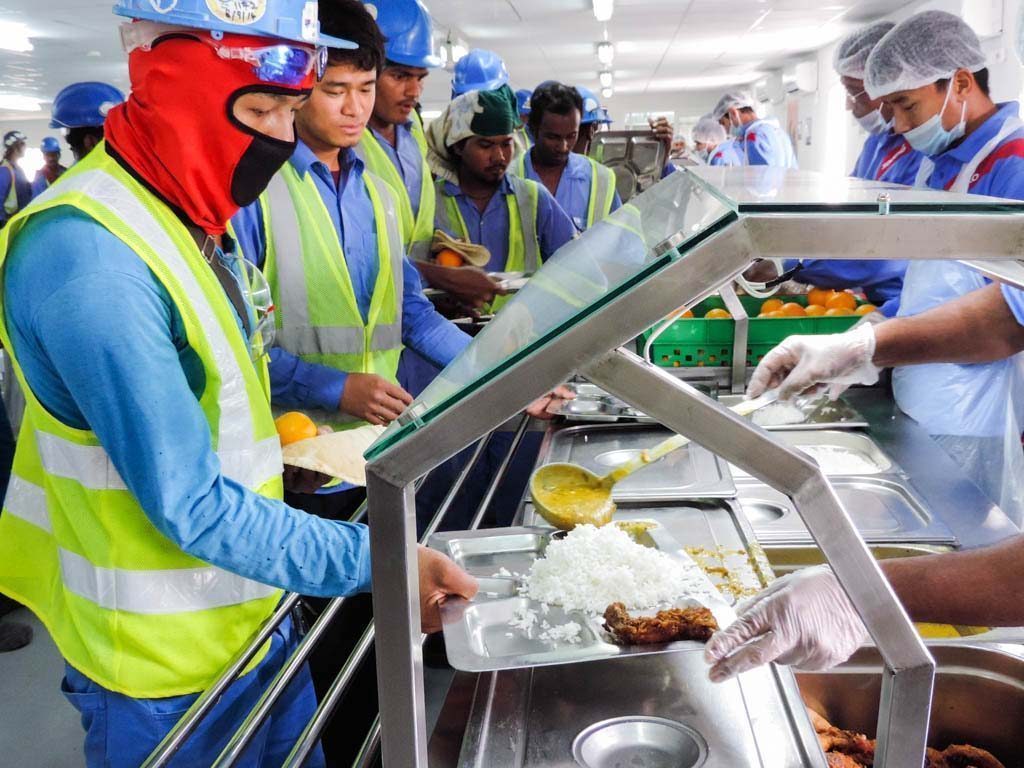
[0,607,84,766]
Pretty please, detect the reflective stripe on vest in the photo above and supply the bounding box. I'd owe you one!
[1,160,18,216]
[354,112,435,261]
[261,164,404,428]
[434,175,541,273]
[586,157,616,228]
[511,153,615,230]
[0,147,284,698]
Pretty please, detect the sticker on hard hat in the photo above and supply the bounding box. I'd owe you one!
[364,3,378,20]
[301,1,318,41]
[206,0,267,25]
[148,0,179,13]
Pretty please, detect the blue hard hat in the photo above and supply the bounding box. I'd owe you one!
[41,137,61,154]
[112,0,355,49]
[515,88,532,115]
[50,82,125,129]
[451,49,509,97]
[597,106,613,125]
[576,86,602,125]
[370,0,440,69]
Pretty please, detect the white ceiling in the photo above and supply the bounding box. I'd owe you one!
[0,0,915,123]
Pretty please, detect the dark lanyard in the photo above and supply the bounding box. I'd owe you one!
[186,227,253,339]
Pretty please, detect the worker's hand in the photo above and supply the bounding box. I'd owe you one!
[742,260,779,284]
[525,385,576,420]
[705,566,868,682]
[747,323,880,402]
[649,116,674,156]
[418,545,478,634]
[340,373,414,426]
[282,465,332,495]
[420,263,507,309]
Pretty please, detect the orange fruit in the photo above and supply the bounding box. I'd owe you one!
[805,304,827,316]
[704,308,732,319]
[673,308,694,319]
[807,287,835,307]
[780,302,806,317]
[435,248,464,267]
[825,307,854,317]
[275,411,317,446]
[760,298,784,314]
[763,310,783,318]
[855,304,878,315]
[825,291,858,311]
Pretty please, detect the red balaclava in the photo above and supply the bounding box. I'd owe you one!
[105,30,313,235]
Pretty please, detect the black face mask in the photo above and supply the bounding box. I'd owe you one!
[227,84,307,207]
[231,132,296,207]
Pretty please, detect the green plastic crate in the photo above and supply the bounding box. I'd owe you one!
[638,295,865,368]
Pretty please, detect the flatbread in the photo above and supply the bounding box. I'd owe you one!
[281,424,386,486]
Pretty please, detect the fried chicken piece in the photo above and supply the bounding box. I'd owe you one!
[928,744,1006,768]
[602,602,718,645]
[807,708,874,765]
[827,754,863,768]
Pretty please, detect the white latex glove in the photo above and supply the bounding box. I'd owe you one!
[704,566,868,682]
[747,323,880,401]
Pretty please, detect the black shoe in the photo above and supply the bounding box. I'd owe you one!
[0,621,32,652]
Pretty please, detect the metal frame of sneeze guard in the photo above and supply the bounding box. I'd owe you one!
[365,169,1024,767]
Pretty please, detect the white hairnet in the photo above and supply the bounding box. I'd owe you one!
[833,21,895,79]
[693,114,726,144]
[865,10,986,99]
[712,90,756,121]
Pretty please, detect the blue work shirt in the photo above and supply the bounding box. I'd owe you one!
[232,141,471,414]
[368,121,424,216]
[0,161,31,224]
[739,118,798,168]
[709,139,744,166]
[852,131,922,184]
[518,151,622,232]
[437,175,577,272]
[4,205,372,598]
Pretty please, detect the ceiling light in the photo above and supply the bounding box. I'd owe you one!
[0,94,41,111]
[599,70,613,88]
[601,87,613,99]
[597,41,614,66]
[592,0,614,23]
[0,21,32,53]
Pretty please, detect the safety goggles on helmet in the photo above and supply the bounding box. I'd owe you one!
[121,21,327,86]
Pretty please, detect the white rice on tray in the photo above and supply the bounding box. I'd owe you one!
[522,523,714,614]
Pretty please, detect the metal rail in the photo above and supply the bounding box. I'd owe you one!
[141,501,370,768]
[351,716,381,768]
[279,435,496,767]
[468,415,530,530]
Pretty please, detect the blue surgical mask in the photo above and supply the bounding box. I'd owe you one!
[903,84,967,156]
[855,109,890,135]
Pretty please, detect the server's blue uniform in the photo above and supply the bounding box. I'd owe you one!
[853,131,922,184]
[740,118,797,168]
[709,139,743,166]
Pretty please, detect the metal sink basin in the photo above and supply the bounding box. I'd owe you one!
[797,644,1024,765]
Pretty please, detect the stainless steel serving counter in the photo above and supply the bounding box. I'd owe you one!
[424,386,1021,768]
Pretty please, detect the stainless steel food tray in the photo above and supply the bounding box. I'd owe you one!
[735,477,957,545]
[554,384,867,430]
[729,430,899,478]
[543,424,736,499]
[429,524,735,673]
